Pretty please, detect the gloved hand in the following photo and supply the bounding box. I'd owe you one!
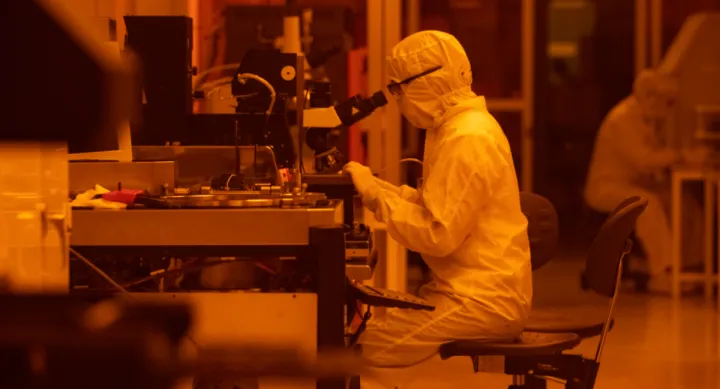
[342,162,380,209]
[342,162,376,197]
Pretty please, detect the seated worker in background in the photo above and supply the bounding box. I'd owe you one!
[342,30,532,381]
[585,69,708,294]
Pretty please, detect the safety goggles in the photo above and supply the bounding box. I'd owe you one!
[387,65,442,97]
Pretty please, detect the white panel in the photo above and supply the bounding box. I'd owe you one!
[0,143,69,293]
[659,13,720,148]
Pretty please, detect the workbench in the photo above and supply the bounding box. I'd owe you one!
[70,202,347,389]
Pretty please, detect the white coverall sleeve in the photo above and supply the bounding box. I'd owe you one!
[373,177,421,204]
[370,135,498,258]
[607,118,679,172]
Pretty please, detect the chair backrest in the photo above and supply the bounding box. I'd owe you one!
[609,195,642,217]
[584,196,648,363]
[519,192,559,271]
[584,197,647,297]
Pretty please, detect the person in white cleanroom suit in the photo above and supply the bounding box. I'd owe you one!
[585,69,707,293]
[342,31,532,380]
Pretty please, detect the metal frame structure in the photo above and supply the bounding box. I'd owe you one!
[635,0,649,74]
[366,0,408,293]
[635,0,664,74]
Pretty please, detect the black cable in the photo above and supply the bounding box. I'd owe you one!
[88,259,277,291]
[70,248,130,294]
[70,248,199,347]
[234,118,241,176]
[121,258,199,289]
[348,306,371,347]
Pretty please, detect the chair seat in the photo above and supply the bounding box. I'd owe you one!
[525,308,614,338]
[439,332,581,359]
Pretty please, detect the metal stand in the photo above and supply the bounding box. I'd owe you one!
[311,226,347,389]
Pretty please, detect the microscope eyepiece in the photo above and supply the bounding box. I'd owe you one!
[369,91,388,108]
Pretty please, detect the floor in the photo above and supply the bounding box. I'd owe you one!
[403,257,720,389]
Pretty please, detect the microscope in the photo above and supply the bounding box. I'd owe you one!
[218,47,388,225]
[304,86,388,173]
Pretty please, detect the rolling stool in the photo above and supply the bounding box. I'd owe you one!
[348,192,559,389]
[580,198,649,292]
[522,197,647,388]
[438,197,648,388]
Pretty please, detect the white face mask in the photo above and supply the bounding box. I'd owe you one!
[397,94,434,129]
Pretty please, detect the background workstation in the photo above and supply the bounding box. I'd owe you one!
[3,0,720,388]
